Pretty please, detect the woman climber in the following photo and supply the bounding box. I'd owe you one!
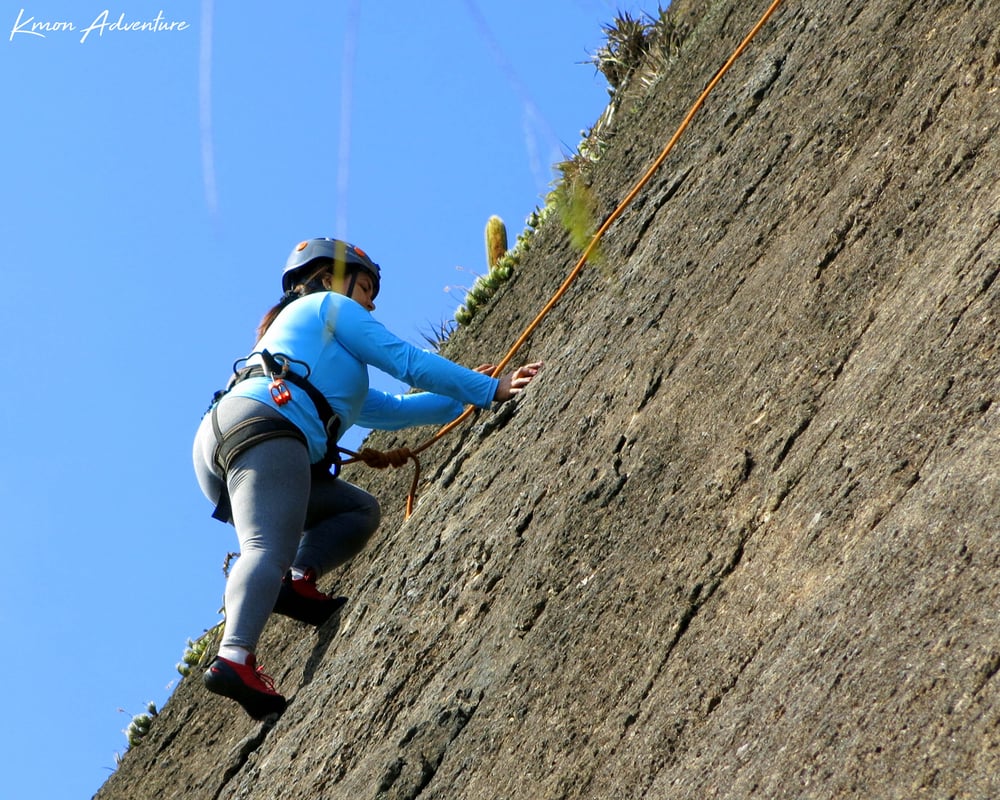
[192,237,542,720]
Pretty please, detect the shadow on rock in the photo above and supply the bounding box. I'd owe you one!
[300,605,345,686]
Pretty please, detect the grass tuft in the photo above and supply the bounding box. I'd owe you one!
[591,11,652,92]
[421,318,458,352]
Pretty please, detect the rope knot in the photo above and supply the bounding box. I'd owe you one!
[355,446,415,469]
[342,445,423,518]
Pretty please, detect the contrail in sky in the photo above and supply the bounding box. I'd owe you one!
[199,0,217,217]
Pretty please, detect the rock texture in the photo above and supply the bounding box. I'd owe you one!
[96,0,999,797]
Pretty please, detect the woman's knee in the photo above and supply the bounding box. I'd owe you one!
[362,492,382,533]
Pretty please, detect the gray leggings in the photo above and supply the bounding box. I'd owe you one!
[193,396,381,652]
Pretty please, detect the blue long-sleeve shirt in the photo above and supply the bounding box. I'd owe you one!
[226,292,498,462]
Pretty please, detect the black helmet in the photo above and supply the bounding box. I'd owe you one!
[282,238,381,298]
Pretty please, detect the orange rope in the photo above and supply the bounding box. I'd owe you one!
[349,0,786,517]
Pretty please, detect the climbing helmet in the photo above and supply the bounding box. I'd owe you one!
[282,238,381,298]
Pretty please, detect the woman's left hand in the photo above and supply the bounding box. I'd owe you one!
[492,361,543,402]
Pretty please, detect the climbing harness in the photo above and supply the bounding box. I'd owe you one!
[209,413,307,523]
[347,0,787,518]
[207,349,342,522]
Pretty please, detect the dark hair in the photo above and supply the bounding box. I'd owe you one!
[255,261,336,341]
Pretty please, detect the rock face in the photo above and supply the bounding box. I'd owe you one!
[96,1,999,798]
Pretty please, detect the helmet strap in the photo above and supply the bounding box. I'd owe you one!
[345,270,359,299]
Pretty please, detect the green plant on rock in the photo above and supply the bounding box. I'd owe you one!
[420,317,457,352]
[485,215,508,270]
[582,7,690,166]
[123,701,158,749]
[591,11,653,93]
[550,158,604,268]
[547,9,690,272]
[590,6,688,95]
[454,215,523,327]
[639,7,689,89]
[176,621,224,677]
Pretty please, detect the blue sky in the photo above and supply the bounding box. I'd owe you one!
[0,1,665,796]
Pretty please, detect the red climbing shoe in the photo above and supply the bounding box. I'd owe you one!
[272,569,347,626]
[203,655,287,720]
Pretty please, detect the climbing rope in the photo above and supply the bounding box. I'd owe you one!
[345,0,786,517]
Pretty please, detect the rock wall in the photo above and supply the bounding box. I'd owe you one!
[96,1,999,797]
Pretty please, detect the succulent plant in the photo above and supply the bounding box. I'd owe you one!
[485,215,508,271]
[124,702,158,748]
